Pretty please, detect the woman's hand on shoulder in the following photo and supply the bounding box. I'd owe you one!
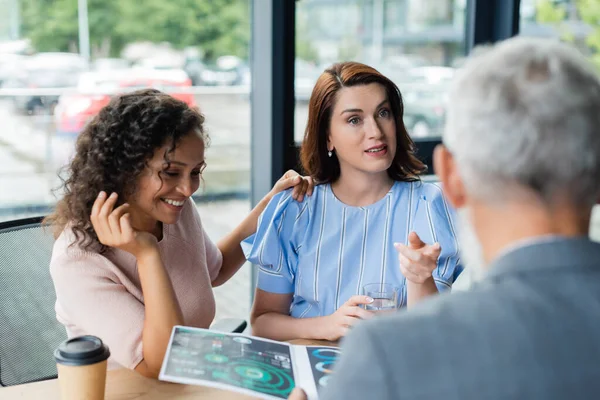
[269,170,314,202]
[90,191,158,258]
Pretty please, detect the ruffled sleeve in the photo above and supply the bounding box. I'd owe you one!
[241,190,310,294]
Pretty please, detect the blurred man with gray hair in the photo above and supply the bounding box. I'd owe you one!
[290,37,600,400]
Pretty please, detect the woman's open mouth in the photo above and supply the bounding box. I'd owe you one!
[364,144,388,157]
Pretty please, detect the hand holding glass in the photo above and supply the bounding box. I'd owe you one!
[362,283,399,312]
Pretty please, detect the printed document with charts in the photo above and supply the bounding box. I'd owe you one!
[159,326,340,400]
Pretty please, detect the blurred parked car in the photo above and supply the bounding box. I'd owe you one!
[207,56,248,86]
[373,54,430,84]
[91,58,130,71]
[5,52,88,114]
[187,55,247,86]
[405,66,455,85]
[391,67,455,138]
[0,53,27,88]
[54,68,195,137]
[402,86,448,138]
[183,57,207,86]
[135,56,183,70]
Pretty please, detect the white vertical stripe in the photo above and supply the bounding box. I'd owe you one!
[314,186,328,301]
[379,193,392,284]
[295,245,302,303]
[299,304,312,318]
[334,207,347,310]
[276,210,287,273]
[294,204,308,303]
[406,182,414,243]
[399,285,406,307]
[356,208,369,295]
[425,201,437,243]
[424,200,441,277]
[296,202,309,221]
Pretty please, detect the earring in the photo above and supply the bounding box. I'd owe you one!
[328,150,332,157]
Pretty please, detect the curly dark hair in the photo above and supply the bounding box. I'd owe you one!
[44,88,207,253]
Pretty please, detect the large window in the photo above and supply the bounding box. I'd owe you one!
[0,0,252,320]
[520,0,600,70]
[295,0,467,142]
[519,0,600,240]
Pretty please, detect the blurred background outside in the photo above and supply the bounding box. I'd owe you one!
[1,0,599,320]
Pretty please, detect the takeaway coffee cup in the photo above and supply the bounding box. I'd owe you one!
[54,335,110,400]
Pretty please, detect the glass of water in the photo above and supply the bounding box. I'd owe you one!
[362,283,399,312]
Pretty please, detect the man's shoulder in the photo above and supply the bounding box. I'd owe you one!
[354,286,508,362]
[366,289,490,337]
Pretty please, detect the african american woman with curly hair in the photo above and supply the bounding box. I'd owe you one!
[46,88,312,378]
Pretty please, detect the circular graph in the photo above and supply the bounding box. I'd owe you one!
[235,365,270,381]
[214,359,294,397]
[311,348,341,361]
[319,375,331,387]
[315,361,334,374]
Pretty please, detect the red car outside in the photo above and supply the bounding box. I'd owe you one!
[55,69,195,138]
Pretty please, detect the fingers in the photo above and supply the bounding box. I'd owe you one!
[399,254,430,283]
[288,388,308,400]
[283,169,299,179]
[272,169,316,202]
[291,176,307,202]
[120,213,134,242]
[336,324,349,338]
[305,176,314,196]
[407,231,426,249]
[90,191,106,221]
[426,242,442,259]
[290,176,314,202]
[93,192,118,240]
[279,175,302,193]
[90,191,106,235]
[345,305,373,320]
[345,295,374,307]
[394,242,422,262]
[395,241,441,262]
[90,192,129,246]
[108,203,130,239]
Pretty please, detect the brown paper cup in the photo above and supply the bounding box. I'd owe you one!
[57,360,107,400]
[54,336,111,400]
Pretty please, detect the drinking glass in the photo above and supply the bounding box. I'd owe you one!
[362,283,399,312]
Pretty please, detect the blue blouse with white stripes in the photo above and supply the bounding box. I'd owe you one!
[242,181,463,318]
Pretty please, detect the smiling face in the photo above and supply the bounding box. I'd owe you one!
[127,131,206,233]
[327,83,397,178]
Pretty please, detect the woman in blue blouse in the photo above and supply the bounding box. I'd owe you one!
[242,62,462,341]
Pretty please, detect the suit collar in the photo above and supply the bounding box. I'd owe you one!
[485,236,600,281]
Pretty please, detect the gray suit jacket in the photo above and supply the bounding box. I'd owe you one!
[321,237,600,400]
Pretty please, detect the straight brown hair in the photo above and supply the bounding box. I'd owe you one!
[300,61,426,183]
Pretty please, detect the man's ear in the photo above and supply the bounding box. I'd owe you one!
[433,144,467,209]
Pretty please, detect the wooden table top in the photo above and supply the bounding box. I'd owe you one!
[1,339,338,399]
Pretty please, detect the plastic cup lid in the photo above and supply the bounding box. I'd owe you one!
[54,335,110,366]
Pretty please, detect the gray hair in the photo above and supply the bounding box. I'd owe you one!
[444,37,600,207]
